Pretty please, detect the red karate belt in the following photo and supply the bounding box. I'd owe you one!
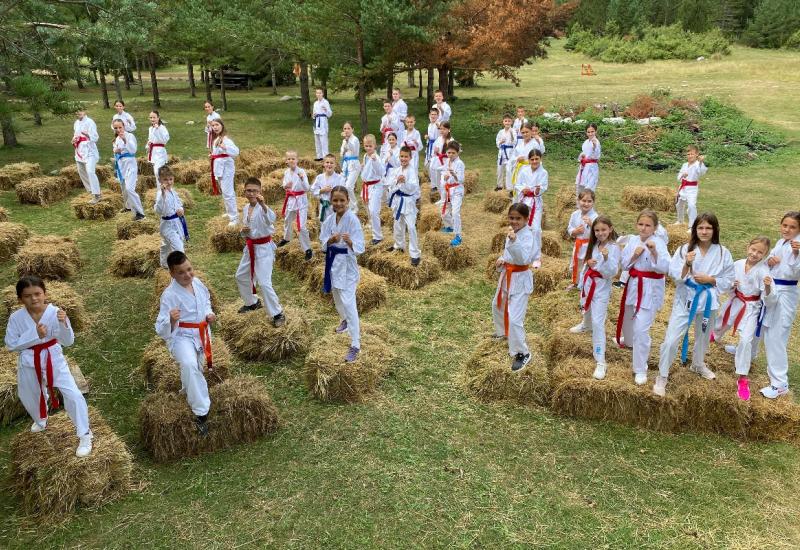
[281,190,306,231]
[178,321,213,370]
[403,143,417,151]
[30,339,59,420]
[73,135,89,160]
[572,238,589,284]
[206,131,213,149]
[577,157,598,184]
[148,142,165,162]
[361,179,380,202]
[581,267,603,312]
[441,182,460,215]
[721,289,760,334]
[496,264,530,337]
[615,268,665,347]
[209,153,230,196]
[522,188,538,226]
[246,235,273,293]
[678,179,698,193]
[381,126,393,143]
[435,152,447,166]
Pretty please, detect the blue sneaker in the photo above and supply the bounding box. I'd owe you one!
[450,235,462,247]
[441,227,454,233]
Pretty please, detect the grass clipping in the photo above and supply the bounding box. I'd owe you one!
[218,304,310,361]
[422,232,477,271]
[1,281,90,331]
[140,335,231,393]
[0,222,30,263]
[16,236,81,280]
[0,349,26,426]
[139,375,280,463]
[9,406,133,517]
[621,186,676,212]
[306,264,388,314]
[109,234,161,278]
[16,176,71,206]
[0,162,41,190]
[304,324,396,403]
[71,193,124,220]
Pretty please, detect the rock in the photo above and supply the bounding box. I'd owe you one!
[280,95,294,101]
[573,119,587,125]
[696,56,705,61]
[542,112,561,120]
[562,117,573,124]
[602,117,626,125]
[185,120,195,125]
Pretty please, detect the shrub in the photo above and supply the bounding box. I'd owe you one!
[744,0,800,49]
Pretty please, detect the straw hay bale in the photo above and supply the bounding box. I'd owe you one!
[260,176,286,204]
[135,175,157,194]
[545,330,627,365]
[541,231,563,258]
[552,186,575,236]
[0,223,30,263]
[274,241,323,280]
[170,159,207,185]
[484,255,502,283]
[248,158,285,178]
[0,207,7,222]
[1,281,90,331]
[238,145,282,167]
[534,258,571,296]
[483,190,512,214]
[9,407,133,516]
[666,224,689,254]
[422,231,476,271]
[463,169,479,194]
[675,369,750,437]
[139,375,280,463]
[419,170,430,184]
[207,215,246,253]
[15,236,81,280]
[59,164,113,188]
[218,304,310,361]
[141,335,230,393]
[306,265,388,314]
[362,249,441,290]
[304,324,395,403]
[143,187,194,209]
[418,204,443,233]
[152,269,220,315]
[15,176,71,206]
[71,193,124,220]
[195,174,215,195]
[463,337,550,406]
[109,234,161,278]
[0,162,40,190]
[748,396,800,443]
[115,214,158,240]
[621,186,675,212]
[0,349,26,426]
[536,288,581,326]
[275,216,320,242]
[68,359,90,394]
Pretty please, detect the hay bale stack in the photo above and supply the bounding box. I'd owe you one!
[536,289,581,326]
[170,160,207,185]
[463,337,550,406]
[362,249,441,290]
[141,335,231,393]
[238,145,282,167]
[15,236,81,280]
[534,258,571,296]
[463,169,480,194]
[219,304,310,361]
[68,358,90,394]
[9,407,132,516]
[1,281,90,330]
[207,215,246,253]
[71,193,124,220]
[305,265,388,314]
[621,186,675,212]
[418,204,443,233]
[195,174,216,195]
[95,164,114,184]
[109,234,161,278]
[666,224,689,254]
[139,375,280,463]
[490,230,507,253]
[248,158,285,178]
[0,223,30,263]
[541,231,563,258]
[275,216,320,242]
[115,214,158,240]
[0,349,26,426]
[748,396,800,444]
[15,176,71,206]
[258,176,285,205]
[484,255,502,283]
[545,330,627,365]
[0,162,41,190]
[274,242,322,280]
[151,269,220,315]
[675,369,750,437]
[422,232,477,271]
[483,190,512,214]
[135,175,157,194]
[143,187,194,209]
[304,324,395,403]
[552,186,575,235]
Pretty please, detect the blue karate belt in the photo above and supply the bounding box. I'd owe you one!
[313,113,327,129]
[389,190,412,221]
[773,278,799,286]
[114,152,135,183]
[426,140,434,160]
[162,213,189,240]
[499,144,514,165]
[341,155,358,179]
[755,299,767,338]
[323,246,349,293]
[319,199,330,222]
[681,278,713,364]
[384,162,393,177]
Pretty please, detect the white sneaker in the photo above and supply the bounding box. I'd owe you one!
[30,421,46,433]
[89,195,101,204]
[531,260,541,269]
[593,363,607,380]
[634,373,648,385]
[653,375,668,397]
[75,431,93,458]
[227,221,238,229]
[760,385,789,399]
[689,364,716,380]
[569,323,588,334]
[724,344,736,355]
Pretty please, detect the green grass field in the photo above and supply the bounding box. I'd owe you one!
[1,41,800,548]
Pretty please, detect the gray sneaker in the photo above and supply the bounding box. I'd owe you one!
[344,346,360,363]
[334,319,348,333]
[272,312,286,328]
[511,353,531,372]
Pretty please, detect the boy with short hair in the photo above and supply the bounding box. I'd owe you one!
[379,100,403,153]
[312,88,333,161]
[154,166,188,268]
[433,90,451,124]
[674,145,708,228]
[513,107,528,142]
[311,153,343,223]
[360,135,384,245]
[402,115,423,173]
[441,141,465,247]
[424,107,440,181]
[496,113,516,191]
[388,146,421,266]
[277,150,313,261]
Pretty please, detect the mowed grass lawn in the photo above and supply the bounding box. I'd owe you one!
[1,41,800,548]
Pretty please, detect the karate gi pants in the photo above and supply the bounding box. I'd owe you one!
[576,293,611,365]
[492,288,530,357]
[314,133,328,159]
[76,159,101,195]
[676,187,698,227]
[159,225,185,268]
[18,362,90,437]
[442,193,463,236]
[171,337,211,416]
[333,286,360,348]
[235,245,283,317]
[283,208,311,251]
[393,210,420,259]
[620,305,657,375]
[658,308,717,377]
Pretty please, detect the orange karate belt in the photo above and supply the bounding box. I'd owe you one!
[441,182,460,215]
[572,238,590,284]
[615,268,665,347]
[30,339,59,420]
[178,321,213,370]
[497,264,530,337]
[209,153,230,195]
[281,190,306,231]
[246,235,273,293]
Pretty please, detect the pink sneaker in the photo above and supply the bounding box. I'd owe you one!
[738,377,750,401]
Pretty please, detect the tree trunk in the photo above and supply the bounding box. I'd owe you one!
[203,63,213,103]
[147,51,161,108]
[426,67,434,110]
[113,69,123,102]
[299,60,311,119]
[74,58,84,89]
[448,68,455,98]
[407,69,415,88]
[356,33,368,137]
[123,64,131,90]
[135,55,144,95]
[438,66,448,99]
[188,62,196,98]
[269,62,278,95]
[386,67,394,100]
[1,113,18,147]
[418,68,423,98]
[91,67,98,85]
[218,67,228,111]
[33,112,42,126]
[98,66,110,108]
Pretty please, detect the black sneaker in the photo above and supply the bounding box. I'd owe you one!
[195,416,209,437]
[238,299,262,314]
[133,212,145,221]
[277,239,290,247]
[371,239,382,246]
[120,207,131,213]
[272,312,286,328]
[511,353,531,372]
[612,281,626,288]
[411,257,421,267]
[304,249,313,261]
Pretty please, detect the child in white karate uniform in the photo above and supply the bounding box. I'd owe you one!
[424,107,440,184]
[567,189,598,290]
[235,177,286,327]
[72,109,102,203]
[204,101,221,150]
[575,123,601,198]
[155,252,216,436]
[495,113,516,191]
[208,118,240,226]
[569,216,621,380]
[320,185,365,363]
[111,100,136,132]
[514,149,548,266]
[5,276,93,457]
[391,88,408,124]
[430,122,453,201]
[440,141,465,247]
[512,107,528,143]
[434,90,451,124]
[617,210,670,386]
[312,154,343,224]
[530,123,545,155]
[654,213,734,396]
[714,237,772,401]
[673,145,708,228]
[360,135,385,245]
[492,203,538,372]
[312,88,333,160]
[112,119,145,220]
[402,115,423,172]
[388,147,421,266]
[154,166,188,268]
[146,110,170,186]
[506,123,537,192]
[276,150,312,260]
[379,100,403,154]
[339,122,361,212]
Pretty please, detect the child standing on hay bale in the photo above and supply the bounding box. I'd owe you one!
[4,277,92,457]
[388,147,422,267]
[321,186,365,362]
[495,113,517,191]
[203,101,221,150]
[759,212,800,399]
[616,209,669,386]
[569,216,620,380]
[402,115,422,173]
[235,177,286,327]
[492,203,539,372]
[512,106,528,143]
[312,154,343,225]
[714,236,772,401]
[360,135,385,245]
[673,145,707,230]
[575,123,601,199]
[654,213,734,397]
[154,166,188,269]
[514,148,549,268]
[379,100,403,154]
[506,123,538,194]
[112,120,145,221]
[312,88,333,161]
[146,111,170,187]
[156,252,216,436]
[111,100,136,132]
[276,150,313,261]
[430,122,454,202]
[567,189,598,290]
[339,122,361,212]
[72,108,102,204]
[440,141,465,247]
[424,107,440,188]
[209,119,240,227]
